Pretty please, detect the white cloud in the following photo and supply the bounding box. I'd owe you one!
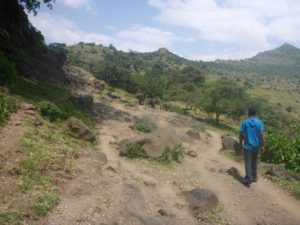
[148,0,300,54]
[60,0,96,14]
[29,13,111,45]
[115,25,176,51]
[29,13,181,52]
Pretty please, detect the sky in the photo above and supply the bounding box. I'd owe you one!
[28,0,300,61]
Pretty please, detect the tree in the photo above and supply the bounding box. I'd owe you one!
[18,0,55,15]
[195,80,247,125]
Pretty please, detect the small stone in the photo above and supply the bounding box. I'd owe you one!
[14,122,21,126]
[33,120,43,127]
[107,166,118,173]
[143,181,156,187]
[25,110,35,115]
[188,151,197,158]
[20,102,36,110]
[158,209,167,216]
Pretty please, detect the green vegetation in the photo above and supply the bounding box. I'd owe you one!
[0,51,17,86]
[135,123,152,133]
[169,104,188,115]
[127,144,184,165]
[127,144,146,159]
[195,80,247,125]
[10,76,92,125]
[269,176,300,200]
[38,100,62,122]
[0,94,12,125]
[262,119,300,173]
[0,116,90,224]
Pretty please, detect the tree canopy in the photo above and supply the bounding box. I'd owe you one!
[18,0,55,14]
[195,79,247,125]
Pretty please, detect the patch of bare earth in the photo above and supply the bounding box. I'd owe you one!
[42,98,300,225]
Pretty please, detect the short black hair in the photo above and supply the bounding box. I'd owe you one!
[248,107,256,116]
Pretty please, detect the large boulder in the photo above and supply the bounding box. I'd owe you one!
[119,127,182,158]
[186,189,219,216]
[69,95,93,111]
[221,135,242,155]
[67,117,96,141]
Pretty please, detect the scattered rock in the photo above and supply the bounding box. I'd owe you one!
[24,110,35,115]
[221,135,242,155]
[33,120,43,127]
[119,127,182,158]
[14,121,22,126]
[187,151,197,158]
[107,166,118,173]
[185,188,219,216]
[186,130,201,140]
[102,95,113,103]
[158,209,167,216]
[69,95,93,111]
[20,102,36,111]
[143,181,156,187]
[66,117,96,142]
[89,152,107,166]
[107,92,120,99]
[209,168,216,173]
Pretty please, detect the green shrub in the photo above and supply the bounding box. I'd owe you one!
[0,51,17,86]
[0,94,11,125]
[154,146,184,165]
[263,120,300,173]
[169,104,188,115]
[34,194,59,217]
[38,101,62,122]
[172,146,184,163]
[135,123,152,133]
[127,144,145,159]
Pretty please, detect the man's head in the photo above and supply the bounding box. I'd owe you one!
[248,107,256,117]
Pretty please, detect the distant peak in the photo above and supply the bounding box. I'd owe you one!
[157,48,169,54]
[277,43,298,50]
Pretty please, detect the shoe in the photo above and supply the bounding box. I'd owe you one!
[252,177,258,182]
[243,180,251,188]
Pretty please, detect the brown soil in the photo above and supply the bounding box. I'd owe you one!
[39,98,300,225]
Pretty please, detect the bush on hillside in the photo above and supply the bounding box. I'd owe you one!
[0,93,12,125]
[38,101,62,122]
[262,119,300,173]
[0,51,17,86]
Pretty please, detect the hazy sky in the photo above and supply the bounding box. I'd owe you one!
[29,0,300,61]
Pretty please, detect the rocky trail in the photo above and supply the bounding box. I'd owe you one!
[37,95,300,225]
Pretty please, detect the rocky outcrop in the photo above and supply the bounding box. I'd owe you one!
[221,135,242,155]
[180,129,201,143]
[186,189,219,216]
[66,117,95,142]
[119,127,182,158]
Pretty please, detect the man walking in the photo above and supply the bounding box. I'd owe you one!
[239,108,265,188]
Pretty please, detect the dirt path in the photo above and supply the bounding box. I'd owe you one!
[42,99,300,225]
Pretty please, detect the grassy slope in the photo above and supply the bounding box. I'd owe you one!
[0,75,95,224]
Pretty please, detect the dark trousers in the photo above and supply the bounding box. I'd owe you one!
[244,150,259,183]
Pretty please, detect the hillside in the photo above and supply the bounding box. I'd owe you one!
[211,43,300,78]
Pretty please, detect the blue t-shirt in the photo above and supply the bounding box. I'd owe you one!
[240,118,264,151]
